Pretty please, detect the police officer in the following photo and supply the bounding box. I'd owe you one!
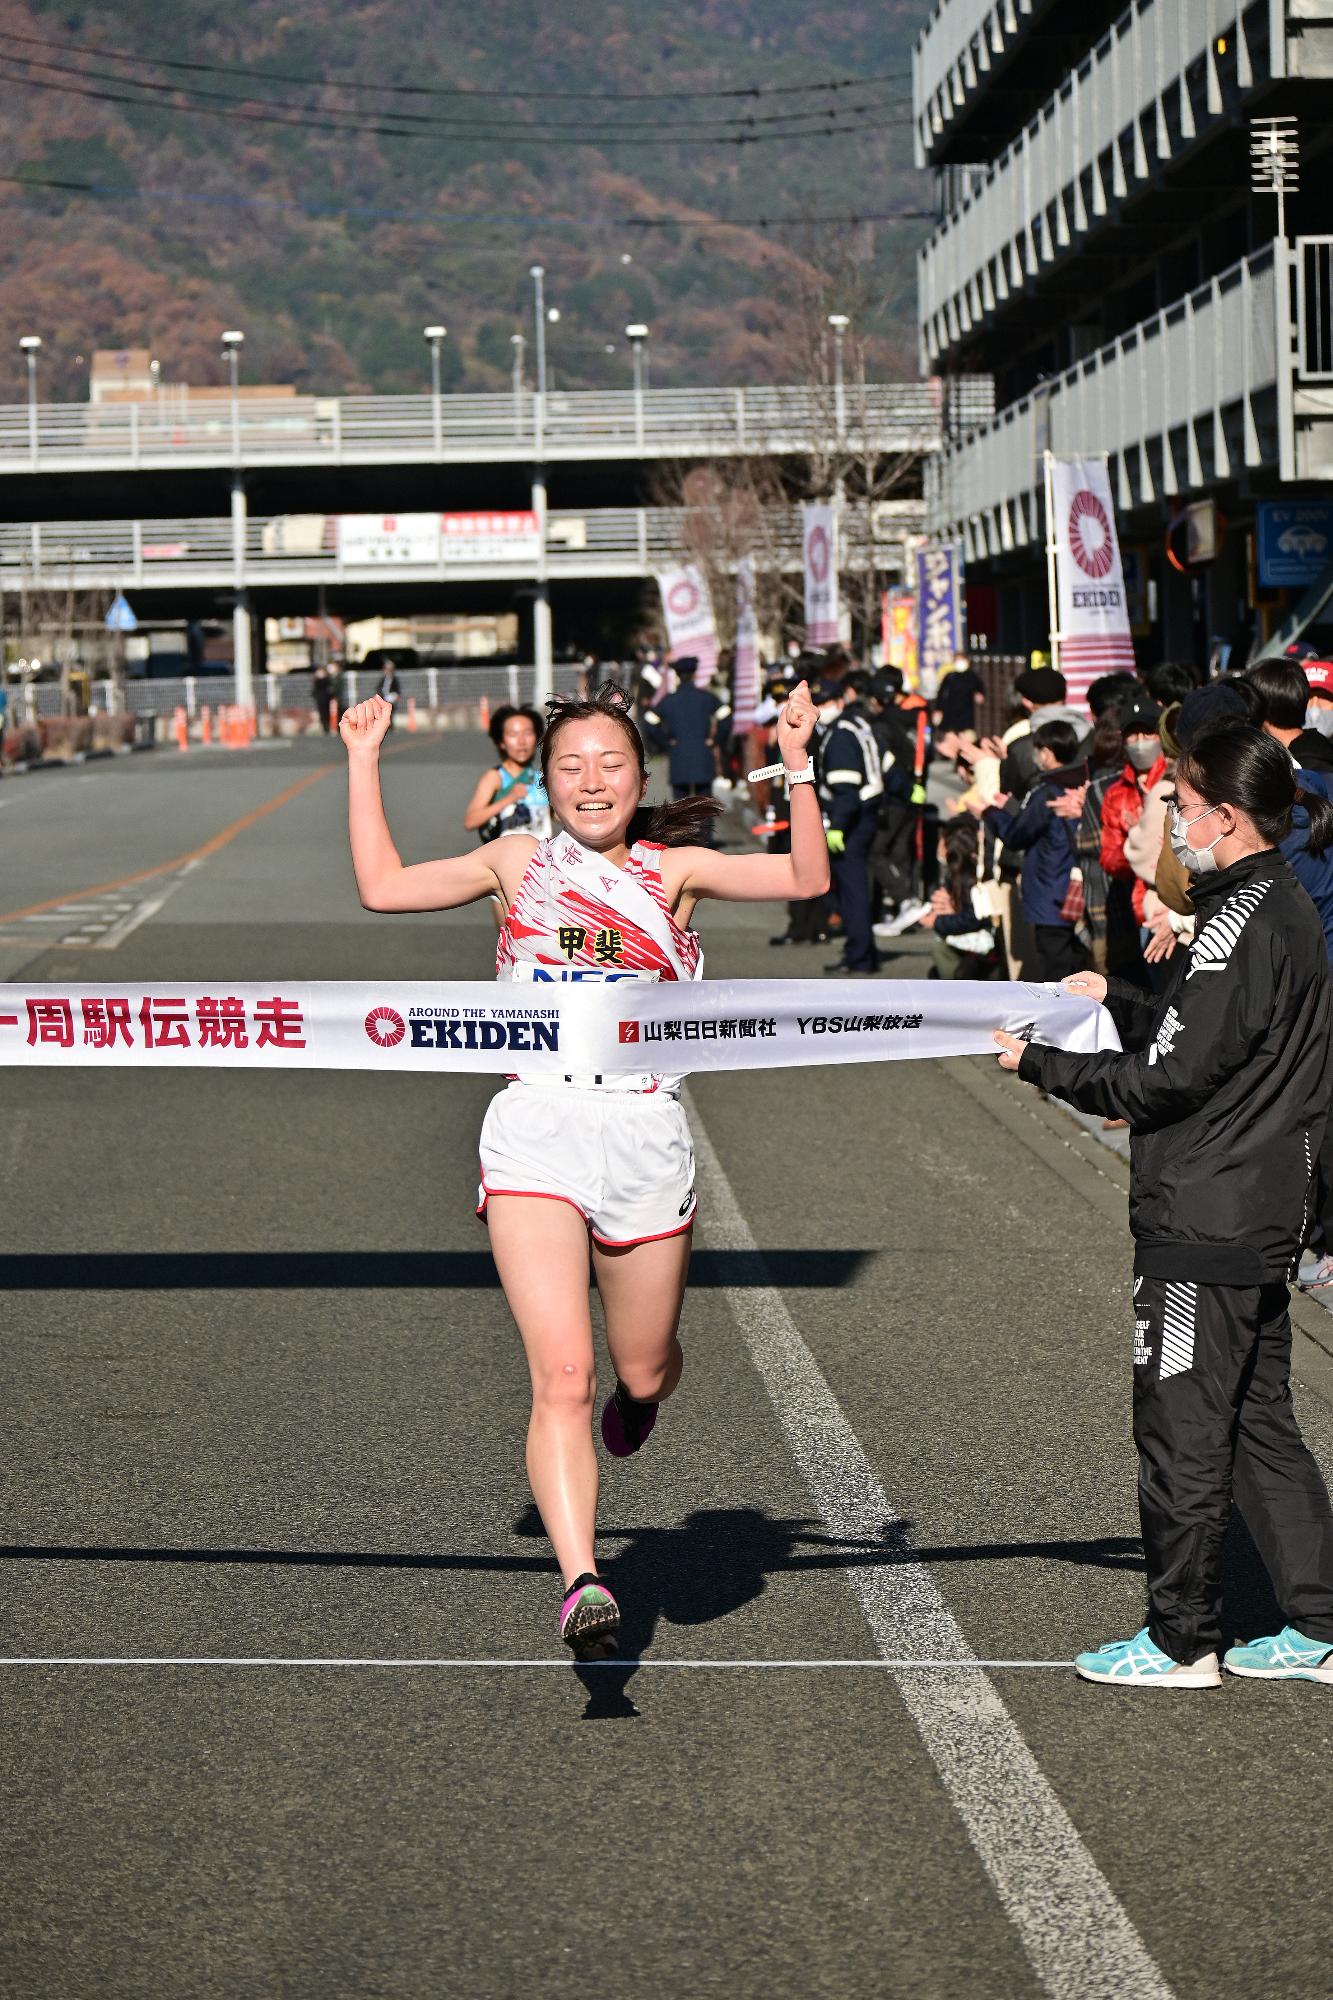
[653,657,721,801]
[817,670,884,975]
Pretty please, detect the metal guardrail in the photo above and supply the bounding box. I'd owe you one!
[0,503,927,589]
[918,0,1256,371]
[927,245,1281,555]
[23,663,590,720]
[0,382,992,473]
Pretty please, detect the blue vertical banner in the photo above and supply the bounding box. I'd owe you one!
[915,542,963,699]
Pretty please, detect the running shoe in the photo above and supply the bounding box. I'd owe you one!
[559,1573,620,1658]
[601,1380,658,1458]
[1074,1627,1221,1688]
[1224,1626,1333,1683]
[874,898,932,941]
[1297,1251,1333,1291]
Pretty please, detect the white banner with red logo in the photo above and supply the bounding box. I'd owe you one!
[1046,454,1136,710]
[802,503,839,647]
[0,981,1118,1075]
[733,556,761,729]
[655,565,719,682]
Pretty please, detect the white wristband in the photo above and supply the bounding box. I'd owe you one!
[786,765,816,787]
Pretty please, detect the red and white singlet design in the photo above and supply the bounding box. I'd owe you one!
[496,837,702,982]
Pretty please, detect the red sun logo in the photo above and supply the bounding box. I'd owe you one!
[806,524,830,583]
[667,578,699,616]
[1068,491,1115,578]
[364,1005,406,1047]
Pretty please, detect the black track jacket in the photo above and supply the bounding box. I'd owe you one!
[1019,849,1333,1285]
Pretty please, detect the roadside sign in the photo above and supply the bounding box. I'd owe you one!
[105,593,138,632]
[1257,501,1333,588]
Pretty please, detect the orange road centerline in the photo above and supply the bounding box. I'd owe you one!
[0,761,343,926]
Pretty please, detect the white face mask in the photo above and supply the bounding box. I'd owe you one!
[1168,801,1226,876]
[1125,738,1159,773]
[1306,702,1333,740]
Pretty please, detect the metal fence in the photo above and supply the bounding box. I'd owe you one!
[928,245,1280,553]
[0,502,927,591]
[20,662,591,720]
[0,381,993,473]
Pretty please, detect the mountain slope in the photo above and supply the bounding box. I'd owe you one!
[0,0,930,400]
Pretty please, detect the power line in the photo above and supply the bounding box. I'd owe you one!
[0,25,909,103]
[0,168,934,232]
[0,60,911,145]
[0,47,909,136]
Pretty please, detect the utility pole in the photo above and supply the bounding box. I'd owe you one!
[221,330,252,711]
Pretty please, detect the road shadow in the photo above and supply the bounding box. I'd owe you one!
[5,1504,1278,1720]
[0,1248,873,1291]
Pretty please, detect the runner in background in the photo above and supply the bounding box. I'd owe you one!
[463,705,552,930]
[340,678,824,1658]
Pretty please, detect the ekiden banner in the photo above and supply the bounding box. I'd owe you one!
[1046,454,1136,709]
[802,504,839,648]
[655,565,719,682]
[0,981,1119,1075]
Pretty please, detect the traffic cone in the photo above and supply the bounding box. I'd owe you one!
[200,706,212,747]
[479,694,490,730]
[174,705,189,752]
[408,696,418,733]
[330,700,339,733]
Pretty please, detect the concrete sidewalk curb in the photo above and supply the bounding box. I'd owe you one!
[942,1054,1333,1410]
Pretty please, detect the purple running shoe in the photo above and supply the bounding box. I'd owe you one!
[559,1573,620,1657]
[600,1381,659,1458]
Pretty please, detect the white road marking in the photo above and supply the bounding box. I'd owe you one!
[0,1656,1074,1670]
[685,1094,1174,2000]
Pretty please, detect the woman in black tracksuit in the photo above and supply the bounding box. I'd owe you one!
[997,726,1333,1687]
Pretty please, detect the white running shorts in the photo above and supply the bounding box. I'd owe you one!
[477,1084,697,1248]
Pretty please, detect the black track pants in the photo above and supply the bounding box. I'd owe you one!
[1133,1276,1333,1662]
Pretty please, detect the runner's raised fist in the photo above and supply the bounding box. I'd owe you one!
[339,695,393,756]
[777,679,818,764]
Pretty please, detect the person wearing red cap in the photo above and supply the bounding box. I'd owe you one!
[1295,662,1333,777]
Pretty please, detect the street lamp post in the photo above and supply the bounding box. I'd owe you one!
[19,335,41,462]
[220,330,252,711]
[626,323,649,448]
[827,314,850,436]
[221,329,245,462]
[528,267,552,703]
[510,332,525,437]
[424,324,446,456]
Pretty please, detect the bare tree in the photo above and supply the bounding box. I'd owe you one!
[648,238,925,657]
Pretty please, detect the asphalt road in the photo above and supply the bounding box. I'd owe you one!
[3,732,1332,2000]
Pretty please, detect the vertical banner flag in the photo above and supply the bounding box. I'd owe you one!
[652,568,716,684]
[733,555,761,729]
[881,586,920,691]
[656,565,719,682]
[802,503,839,647]
[915,542,963,700]
[1046,454,1136,710]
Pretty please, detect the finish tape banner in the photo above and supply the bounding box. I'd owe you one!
[0,981,1119,1074]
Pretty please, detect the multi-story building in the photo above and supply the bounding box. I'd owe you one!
[915,0,1333,667]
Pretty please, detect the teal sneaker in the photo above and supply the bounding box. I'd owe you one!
[1224,1626,1333,1683]
[1075,1626,1221,1688]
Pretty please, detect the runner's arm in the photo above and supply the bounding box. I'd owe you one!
[461,768,505,833]
[667,679,828,903]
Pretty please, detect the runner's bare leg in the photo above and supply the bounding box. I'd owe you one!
[487,1195,599,1588]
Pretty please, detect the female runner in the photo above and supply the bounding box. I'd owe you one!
[462,704,551,847]
[341,679,825,1655]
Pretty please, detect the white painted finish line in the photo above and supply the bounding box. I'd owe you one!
[686,1095,1174,2000]
[0,1657,1073,1670]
